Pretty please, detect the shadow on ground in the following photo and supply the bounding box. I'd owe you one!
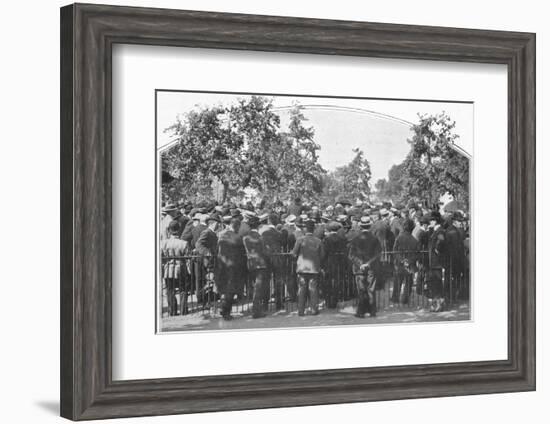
[161,302,470,332]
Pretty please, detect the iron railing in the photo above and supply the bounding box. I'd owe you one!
[160,251,469,317]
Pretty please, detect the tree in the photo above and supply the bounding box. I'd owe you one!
[162,97,326,204]
[374,112,469,208]
[336,148,372,201]
[319,148,372,204]
[403,112,469,207]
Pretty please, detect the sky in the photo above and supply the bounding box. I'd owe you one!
[156,91,473,183]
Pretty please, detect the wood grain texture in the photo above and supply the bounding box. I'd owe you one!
[60,3,536,420]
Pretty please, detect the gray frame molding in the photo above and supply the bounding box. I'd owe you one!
[60,3,535,420]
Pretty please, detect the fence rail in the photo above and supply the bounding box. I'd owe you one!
[160,250,469,317]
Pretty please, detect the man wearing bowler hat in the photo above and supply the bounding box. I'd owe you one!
[348,216,382,318]
[216,217,246,320]
[243,215,270,318]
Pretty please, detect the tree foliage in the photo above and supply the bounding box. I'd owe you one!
[162,97,326,204]
[319,148,372,205]
[375,112,469,208]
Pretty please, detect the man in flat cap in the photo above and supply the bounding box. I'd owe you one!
[243,216,270,318]
[292,219,325,316]
[160,203,187,241]
[216,217,246,320]
[160,220,189,316]
[348,216,382,318]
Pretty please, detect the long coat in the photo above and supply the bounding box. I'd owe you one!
[260,226,284,254]
[216,228,246,293]
[429,226,448,269]
[445,225,465,276]
[371,219,395,257]
[393,231,420,273]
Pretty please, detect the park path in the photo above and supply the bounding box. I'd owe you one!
[160,302,470,332]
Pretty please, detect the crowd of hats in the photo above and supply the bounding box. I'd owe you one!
[162,196,468,229]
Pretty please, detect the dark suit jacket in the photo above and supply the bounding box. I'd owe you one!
[313,223,326,240]
[261,226,283,255]
[445,225,464,275]
[243,230,269,270]
[188,223,207,250]
[238,221,251,238]
[429,227,447,268]
[393,231,420,270]
[348,230,382,275]
[371,220,394,252]
[217,229,246,267]
[216,228,246,291]
[196,228,218,257]
[323,232,348,256]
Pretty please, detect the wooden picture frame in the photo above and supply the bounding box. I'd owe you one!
[60,3,535,420]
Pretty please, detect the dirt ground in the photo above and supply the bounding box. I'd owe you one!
[160,301,470,332]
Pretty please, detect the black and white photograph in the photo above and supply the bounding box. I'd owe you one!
[156,90,472,332]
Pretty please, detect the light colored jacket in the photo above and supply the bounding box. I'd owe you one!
[292,233,324,274]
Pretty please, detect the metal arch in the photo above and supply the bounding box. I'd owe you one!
[159,103,471,160]
[272,104,415,127]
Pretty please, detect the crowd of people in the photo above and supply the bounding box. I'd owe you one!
[160,196,470,321]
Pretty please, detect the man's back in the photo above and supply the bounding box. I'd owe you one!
[260,226,283,254]
[190,223,207,249]
[292,233,324,274]
[161,236,188,257]
[217,229,245,266]
[243,231,268,270]
[348,231,381,274]
[196,228,218,256]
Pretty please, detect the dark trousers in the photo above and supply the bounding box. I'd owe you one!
[297,273,319,315]
[165,278,178,316]
[394,271,413,305]
[250,269,268,317]
[218,266,242,318]
[271,257,286,309]
[355,273,376,316]
[192,260,205,303]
